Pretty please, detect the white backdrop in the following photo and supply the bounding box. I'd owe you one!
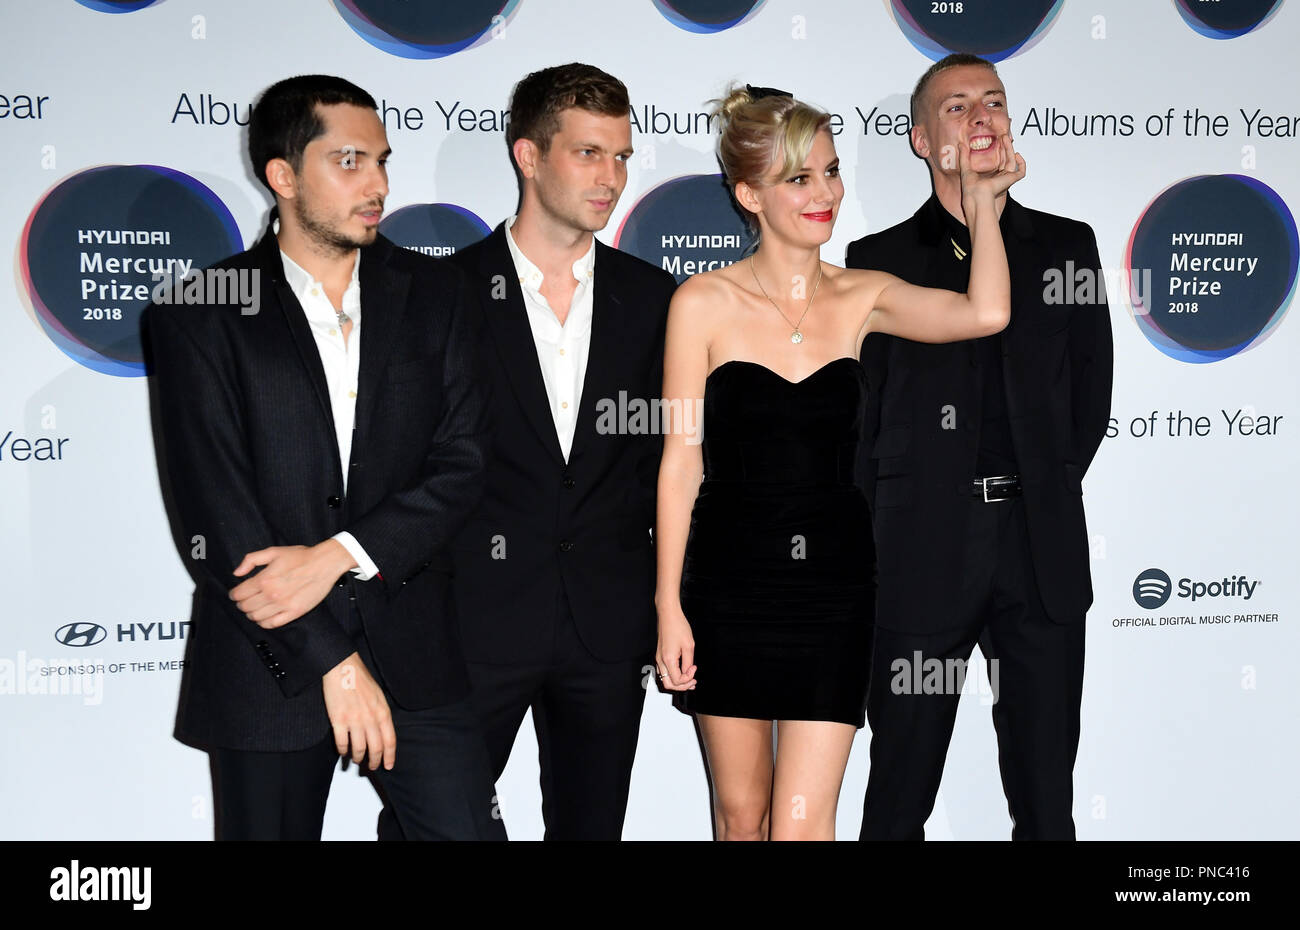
[1,0,1296,840]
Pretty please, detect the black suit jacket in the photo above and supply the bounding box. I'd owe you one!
[447,224,675,664]
[145,220,490,751]
[845,195,1112,632]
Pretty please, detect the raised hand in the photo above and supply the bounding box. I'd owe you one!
[958,132,1027,204]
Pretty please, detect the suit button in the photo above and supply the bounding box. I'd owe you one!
[274,669,286,680]
[563,477,575,489]
[559,540,573,552]
[335,577,347,588]
[326,496,342,509]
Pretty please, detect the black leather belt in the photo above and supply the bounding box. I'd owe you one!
[971,474,1021,502]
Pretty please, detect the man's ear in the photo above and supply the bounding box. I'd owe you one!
[512,137,539,180]
[910,124,929,160]
[734,180,761,217]
[265,158,297,201]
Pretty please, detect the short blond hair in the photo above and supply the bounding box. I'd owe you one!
[910,53,998,124]
[713,85,832,230]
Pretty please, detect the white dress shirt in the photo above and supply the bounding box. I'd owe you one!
[279,247,380,581]
[503,216,595,461]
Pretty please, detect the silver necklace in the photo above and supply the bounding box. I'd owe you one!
[750,256,823,344]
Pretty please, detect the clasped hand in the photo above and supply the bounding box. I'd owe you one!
[229,540,354,629]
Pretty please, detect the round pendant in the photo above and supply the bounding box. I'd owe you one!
[791,330,803,344]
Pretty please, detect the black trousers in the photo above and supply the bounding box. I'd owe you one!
[377,591,650,841]
[211,627,506,841]
[467,589,650,840]
[860,496,1086,841]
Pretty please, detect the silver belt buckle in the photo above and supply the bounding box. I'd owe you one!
[982,475,1013,503]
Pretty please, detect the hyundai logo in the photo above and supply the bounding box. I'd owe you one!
[54,622,107,647]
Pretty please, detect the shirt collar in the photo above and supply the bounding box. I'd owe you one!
[926,194,971,246]
[503,214,596,292]
[277,233,362,325]
[923,192,1032,247]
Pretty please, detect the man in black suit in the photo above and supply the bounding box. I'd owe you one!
[845,54,1112,840]
[407,63,672,840]
[145,75,504,840]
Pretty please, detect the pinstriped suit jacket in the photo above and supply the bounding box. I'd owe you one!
[145,218,491,751]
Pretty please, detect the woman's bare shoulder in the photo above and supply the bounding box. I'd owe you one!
[670,264,749,314]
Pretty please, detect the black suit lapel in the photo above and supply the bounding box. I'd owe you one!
[1001,196,1038,346]
[568,241,620,463]
[999,197,1037,420]
[256,226,337,440]
[916,197,975,368]
[355,236,410,440]
[478,228,566,466]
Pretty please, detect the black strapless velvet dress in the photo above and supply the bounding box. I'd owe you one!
[672,358,875,728]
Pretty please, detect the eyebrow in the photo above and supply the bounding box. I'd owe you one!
[326,147,392,158]
[940,90,1006,104]
[797,157,841,172]
[577,142,635,155]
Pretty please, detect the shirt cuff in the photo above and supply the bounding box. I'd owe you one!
[332,531,380,581]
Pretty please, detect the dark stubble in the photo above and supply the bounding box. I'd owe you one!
[293,191,377,256]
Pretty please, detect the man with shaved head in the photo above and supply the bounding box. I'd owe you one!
[846,54,1113,840]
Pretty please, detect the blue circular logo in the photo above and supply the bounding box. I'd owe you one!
[20,165,242,378]
[75,0,162,12]
[378,203,490,259]
[333,0,522,58]
[1173,0,1283,38]
[615,174,754,284]
[1133,568,1173,610]
[1126,174,1297,364]
[887,0,1064,61]
[651,0,767,33]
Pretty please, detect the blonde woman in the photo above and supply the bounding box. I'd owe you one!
[654,84,1024,840]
